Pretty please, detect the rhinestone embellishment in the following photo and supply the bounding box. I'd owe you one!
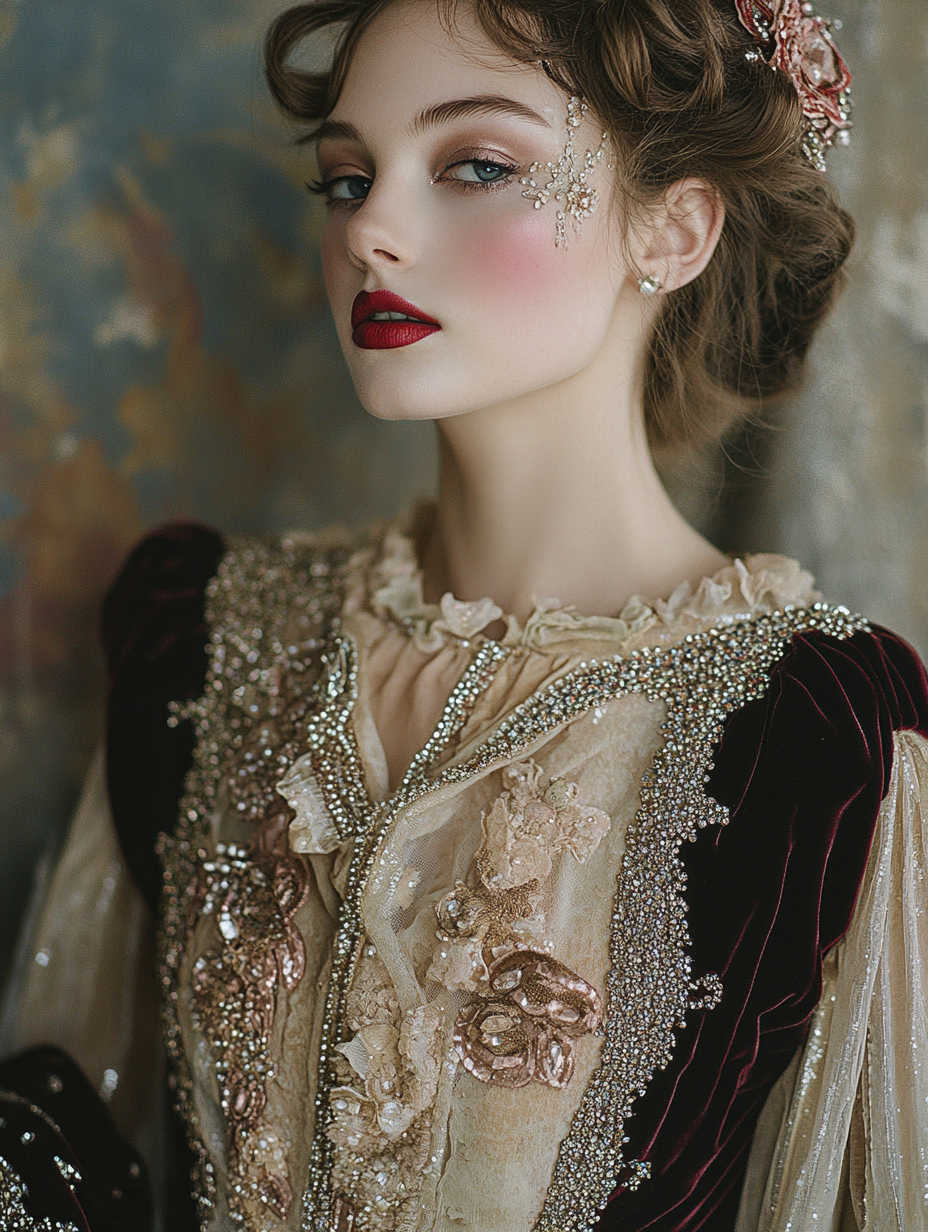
[520,97,610,247]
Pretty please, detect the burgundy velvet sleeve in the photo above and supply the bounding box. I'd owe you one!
[602,626,928,1232]
[102,522,224,1232]
[102,522,225,913]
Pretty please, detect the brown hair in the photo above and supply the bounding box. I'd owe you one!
[265,0,855,451]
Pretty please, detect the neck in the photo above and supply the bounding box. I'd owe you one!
[420,358,726,621]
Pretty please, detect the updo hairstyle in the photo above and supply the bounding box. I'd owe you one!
[265,0,855,452]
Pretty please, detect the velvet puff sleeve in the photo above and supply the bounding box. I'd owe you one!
[609,627,928,1232]
[103,522,226,908]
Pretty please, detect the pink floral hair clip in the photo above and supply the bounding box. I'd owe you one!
[736,0,852,169]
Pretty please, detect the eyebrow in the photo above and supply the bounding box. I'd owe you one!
[309,94,551,147]
[411,95,552,135]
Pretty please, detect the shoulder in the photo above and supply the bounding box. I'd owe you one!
[104,523,226,909]
[706,617,928,949]
[710,620,928,813]
[103,523,362,906]
[101,521,226,677]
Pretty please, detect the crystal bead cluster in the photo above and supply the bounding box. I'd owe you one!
[0,1150,79,1231]
[736,0,852,170]
[520,97,610,247]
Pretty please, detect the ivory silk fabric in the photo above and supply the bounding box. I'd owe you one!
[5,518,928,1232]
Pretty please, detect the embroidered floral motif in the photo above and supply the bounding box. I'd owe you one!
[736,0,852,168]
[190,808,309,1221]
[479,762,612,889]
[326,952,443,1231]
[426,763,609,995]
[424,763,610,1089]
[454,951,603,1089]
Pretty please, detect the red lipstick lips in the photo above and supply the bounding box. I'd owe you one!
[351,290,440,350]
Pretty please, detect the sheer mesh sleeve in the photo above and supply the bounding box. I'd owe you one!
[3,748,161,1143]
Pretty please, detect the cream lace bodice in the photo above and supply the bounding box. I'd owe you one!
[160,523,825,1231]
[9,519,928,1232]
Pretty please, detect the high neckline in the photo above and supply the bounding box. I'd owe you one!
[344,517,819,655]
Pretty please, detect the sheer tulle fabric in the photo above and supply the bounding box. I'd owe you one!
[3,749,160,1142]
[736,729,928,1232]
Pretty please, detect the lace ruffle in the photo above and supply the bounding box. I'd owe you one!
[359,521,818,653]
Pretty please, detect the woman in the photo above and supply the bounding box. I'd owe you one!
[3,0,927,1229]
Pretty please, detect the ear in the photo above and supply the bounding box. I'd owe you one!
[631,179,725,293]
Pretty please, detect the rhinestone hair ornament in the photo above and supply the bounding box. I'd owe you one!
[736,0,852,170]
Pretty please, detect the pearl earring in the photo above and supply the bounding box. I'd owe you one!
[638,275,663,296]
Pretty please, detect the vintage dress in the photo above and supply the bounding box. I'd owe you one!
[4,518,928,1232]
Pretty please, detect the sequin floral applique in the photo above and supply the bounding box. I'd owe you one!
[190,807,309,1221]
[427,762,610,1088]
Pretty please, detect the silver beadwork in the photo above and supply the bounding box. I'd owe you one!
[159,531,868,1232]
[520,97,610,248]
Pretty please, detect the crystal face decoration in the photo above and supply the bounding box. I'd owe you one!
[736,0,852,169]
[520,96,610,247]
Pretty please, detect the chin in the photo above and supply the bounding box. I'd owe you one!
[351,375,450,422]
[345,354,472,422]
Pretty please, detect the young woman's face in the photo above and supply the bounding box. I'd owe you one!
[316,0,635,422]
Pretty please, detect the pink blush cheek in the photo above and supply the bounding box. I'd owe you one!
[445,211,580,309]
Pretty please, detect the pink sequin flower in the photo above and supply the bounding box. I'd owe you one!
[736,0,852,167]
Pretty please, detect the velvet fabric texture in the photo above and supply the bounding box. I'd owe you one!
[97,527,928,1231]
[612,623,928,1230]
[0,1046,152,1231]
[103,522,225,914]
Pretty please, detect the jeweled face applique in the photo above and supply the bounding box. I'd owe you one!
[520,97,611,247]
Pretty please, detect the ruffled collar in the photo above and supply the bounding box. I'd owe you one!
[349,523,819,654]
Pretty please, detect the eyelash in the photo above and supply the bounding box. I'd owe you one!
[306,157,519,207]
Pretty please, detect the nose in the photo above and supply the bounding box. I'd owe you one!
[344,176,418,273]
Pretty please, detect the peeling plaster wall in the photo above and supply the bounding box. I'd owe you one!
[721,0,928,652]
[0,0,436,980]
[0,0,925,986]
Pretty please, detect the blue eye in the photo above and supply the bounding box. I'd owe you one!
[306,175,372,203]
[470,161,509,182]
[447,160,515,185]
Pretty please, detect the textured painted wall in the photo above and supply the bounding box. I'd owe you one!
[0,0,925,980]
[0,0,435,975]
[717,0,928,651]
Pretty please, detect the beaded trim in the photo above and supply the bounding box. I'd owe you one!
[159,536,866,1231]
[0,1153,79,1232]
[303,637,511,1224]
[159,534,356,1217]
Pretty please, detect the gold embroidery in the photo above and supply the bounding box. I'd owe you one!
[159,535,355,1221]
[190,815,309,1220]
